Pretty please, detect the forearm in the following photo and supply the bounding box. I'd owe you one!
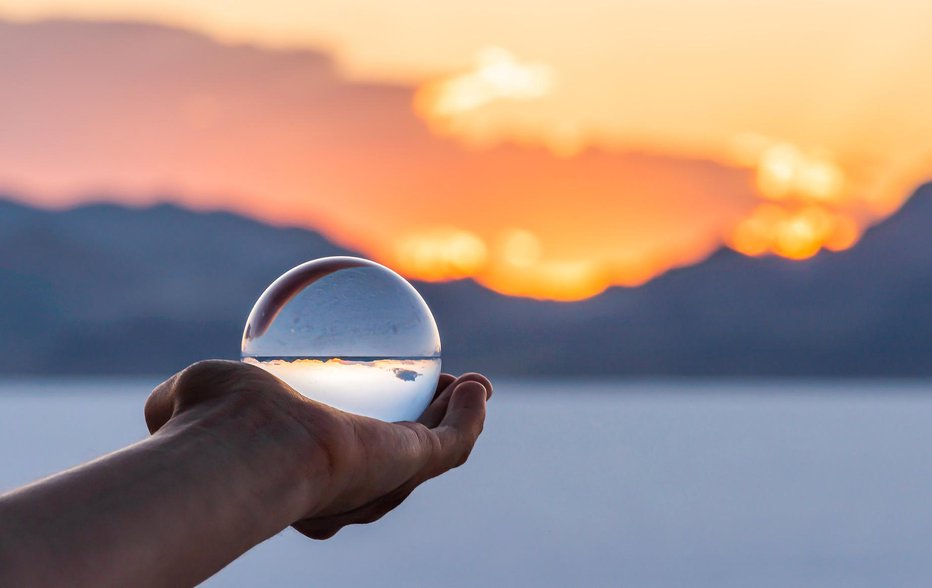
[0,396,324,587]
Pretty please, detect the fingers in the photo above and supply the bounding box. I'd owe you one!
[416,373,456,426]
[418,372,492,428]
[433,373,457,400]
[421,373,492,471]
[435,381,487,465]
[293,372,492,540]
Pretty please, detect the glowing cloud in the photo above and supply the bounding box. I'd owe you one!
[1,17,930,301]
[414,47,562,153]
[394,228,488,281]
[728,204,860,259]
[419,47,553,117]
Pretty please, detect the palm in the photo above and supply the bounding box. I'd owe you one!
[294,373,490,538]
[145,361,492,540]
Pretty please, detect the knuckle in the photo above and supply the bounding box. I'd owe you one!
[178,359,228,380]
[172,360,272,408]
[173,360,228,396]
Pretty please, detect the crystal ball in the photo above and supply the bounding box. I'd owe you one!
[241,257,441,422]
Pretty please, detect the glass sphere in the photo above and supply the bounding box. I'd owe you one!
[242,257,441,422]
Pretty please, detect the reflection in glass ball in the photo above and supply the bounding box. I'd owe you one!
[242,257,441,422]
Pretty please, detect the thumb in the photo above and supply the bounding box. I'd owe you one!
[433,380,488,471]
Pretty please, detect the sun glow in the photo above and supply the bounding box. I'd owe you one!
[393,228,488,281]
[3,6,932,301]
[480,258,608,302]
[728,204,860,260]
[406,40,920,291]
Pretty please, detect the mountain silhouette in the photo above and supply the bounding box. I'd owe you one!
[0,188,929,376]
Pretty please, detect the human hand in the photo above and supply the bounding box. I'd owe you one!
[144,360,492,540]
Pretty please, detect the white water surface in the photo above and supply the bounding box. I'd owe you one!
[1,379,931,587]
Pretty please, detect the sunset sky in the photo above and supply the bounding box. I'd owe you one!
[2,1,931,299]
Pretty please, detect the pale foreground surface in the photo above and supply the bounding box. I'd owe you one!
[1,379,931,587]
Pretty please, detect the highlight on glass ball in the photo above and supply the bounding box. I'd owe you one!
[241,257,441,422]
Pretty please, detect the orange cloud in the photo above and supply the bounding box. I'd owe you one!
[411,45,932,285]
[0,20,924,300]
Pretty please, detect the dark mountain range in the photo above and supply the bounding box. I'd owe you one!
[0,189,929,377]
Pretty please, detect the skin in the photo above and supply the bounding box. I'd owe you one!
[0,360,492,587]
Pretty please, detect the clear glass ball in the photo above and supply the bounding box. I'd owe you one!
[241,257,441,422]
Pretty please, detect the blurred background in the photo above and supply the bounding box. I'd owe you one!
[0,1,930,586]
